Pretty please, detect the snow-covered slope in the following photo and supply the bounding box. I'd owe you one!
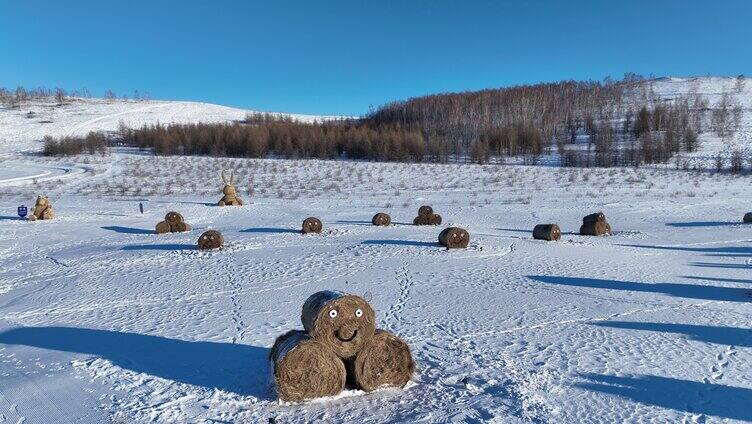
[649,76,752,154]
[0,97,342,155]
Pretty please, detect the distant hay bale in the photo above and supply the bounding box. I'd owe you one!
[270,330,346,402]
[413,210,441,226]
[579,221,611,236]
[155,221,171,234]
[413,215,429,225]
[372,212,391,226]
[744,212,752,223]
[533,224,561,241]
[349,329,415,391]
[418,205,433,217]
[302,217,323,234]
[197,230,224,250]
[156,211,191,234]
[438,227,470,248]
[301,290,376,359]
[28,195,54,221]
[582,212,606,224]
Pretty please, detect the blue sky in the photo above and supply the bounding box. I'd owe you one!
[1,1,750,115]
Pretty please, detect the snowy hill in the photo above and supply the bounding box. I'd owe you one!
[0,97,342,155]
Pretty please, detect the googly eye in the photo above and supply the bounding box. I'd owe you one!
[329,309,338,318]
[355,308,363,317]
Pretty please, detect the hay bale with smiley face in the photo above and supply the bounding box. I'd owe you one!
[270,330,347,402]
[438,226,470,249]
[372,212,391,226]
[348,329,415,391]
[197,230,223,250]
[302,217,323,234]
[301,290,376,359]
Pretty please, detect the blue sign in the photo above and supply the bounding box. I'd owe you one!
[18,205,27,218]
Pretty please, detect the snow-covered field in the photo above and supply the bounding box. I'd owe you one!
[1,78,751,423]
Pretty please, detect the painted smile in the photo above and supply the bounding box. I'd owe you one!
[335,329,358,342]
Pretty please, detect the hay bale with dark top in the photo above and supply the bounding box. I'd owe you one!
[301,290,376,359]
[302,217,323,234]
[744,212,752,223]
[165,211,184,225]
[427,214,442,225]
[580,221,611,236]
[197,230,223,250]
[439,227,470,248]
[270,330,346,402]
[348,329,415,391]
[372,212,391,226]
[418,205,433,217]
[533,224,561,241]
[582,212,606,224]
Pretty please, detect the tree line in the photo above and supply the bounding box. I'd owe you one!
[37,75,748,169]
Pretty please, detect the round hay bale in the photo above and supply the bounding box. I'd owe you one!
[155,221,171,234]
[583,212,606,224]
[349,329,415,391]
[372,212,391,226]
[579,221,610,236]
[270,330,346,402]
[302,217,323,234]
[427,214,442,225]
[176,222,192,232]
[418,205,433,217]
[413,215,429,226]
[438,227,470,248]
[744,212,752,223]
[165,211,184,224]
[533,224,561,241]
[301,290,376,359]
[197,230,223,250]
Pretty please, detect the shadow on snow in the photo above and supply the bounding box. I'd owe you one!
[576,373,752,421]
[527,275,751,302]
[0,326,272,398]
[102,225,154,235]
[592,321,752,348]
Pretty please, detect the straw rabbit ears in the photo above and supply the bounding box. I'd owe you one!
[220,170,236,185]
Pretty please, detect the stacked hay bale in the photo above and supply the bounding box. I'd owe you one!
[413,205,442,226]
[744,212,752,223]
[579,212,612,236]
[269,330,346,402]
[371,212,391,226]
[302,217,323,234]
[217,170,244,206]
[27,196,54,221]
[438,227,470,248]
[533,224,561,241]
[155,211,192,234]
[197,230,223,250]
[270,290,415,402]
